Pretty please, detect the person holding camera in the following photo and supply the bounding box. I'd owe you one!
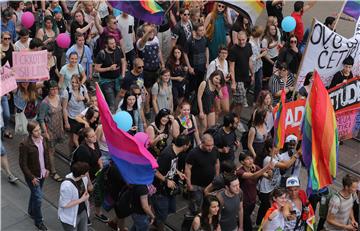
[279,135,302,187]
[153,135,191,231]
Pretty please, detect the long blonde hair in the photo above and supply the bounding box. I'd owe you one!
[206,2,229,40]
[18,82,38,102]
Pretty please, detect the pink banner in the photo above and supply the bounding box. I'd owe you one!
[0,62,18,96]
[12,50,49,81]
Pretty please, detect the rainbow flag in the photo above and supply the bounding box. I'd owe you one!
[225,1,265,24]
[95,84,158,185]
[273,89,286,149]
[109,0,164,25]
[301,71,338,191]
[343,0,360,19]
[258,203,282,231]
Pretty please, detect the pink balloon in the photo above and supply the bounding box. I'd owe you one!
[134,132,150,148]
[56,33,71,48]
[21,12,35,29]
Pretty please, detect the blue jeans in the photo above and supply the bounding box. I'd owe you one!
[152,193,176,224]
[1,95,11,130]
[254,68,263,102]
[130,213,150,231]
[25,178,45,225]
[188,185,204,215]
[100,80,117,113]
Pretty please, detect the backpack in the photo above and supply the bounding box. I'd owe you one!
[319,188,340,219]
[114,185,134,218]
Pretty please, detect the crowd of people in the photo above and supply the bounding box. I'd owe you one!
[1,0,359,231]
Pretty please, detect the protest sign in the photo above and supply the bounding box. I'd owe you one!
[12,50,49,81]
[273,100,306,140]
[328,76,360,140]
[296,17,360,90]
[0,62,18,96]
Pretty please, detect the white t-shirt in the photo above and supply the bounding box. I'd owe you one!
[206,58,229,80]
[117,14,135,53]
[258,155,281,193]
[279,151,301,179]
[14,38,32,51]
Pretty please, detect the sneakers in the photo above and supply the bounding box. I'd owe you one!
[36,223,48,231]
[95,214,109,223]
[8,174,18,183]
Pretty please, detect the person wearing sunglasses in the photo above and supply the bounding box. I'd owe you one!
[171,8,193,50]
[204,2,231,62]
[269,62,295,106]
[277,35,302,75]
[1,31,14,67]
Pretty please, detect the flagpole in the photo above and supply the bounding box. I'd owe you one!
[333,0,347,31]
[292,18,316,99]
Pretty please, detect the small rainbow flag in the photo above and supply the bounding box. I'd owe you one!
[258,203,282,231]
[96,84,158,185]
[273,89,286,149]
[301,71,338,191]
[109,0,164,25]
[343,0,360,19]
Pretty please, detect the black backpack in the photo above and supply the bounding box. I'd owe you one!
[114,185,134,218]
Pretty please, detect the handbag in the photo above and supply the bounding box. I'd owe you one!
[15,111,28,135]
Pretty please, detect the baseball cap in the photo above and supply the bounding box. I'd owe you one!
[53,6,62,14]
[286,176,300,187]
[286,134,297,143]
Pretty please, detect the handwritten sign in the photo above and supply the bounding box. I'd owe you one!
[297,18,360,89]
[12,50,49,81]
[0,62,18,96]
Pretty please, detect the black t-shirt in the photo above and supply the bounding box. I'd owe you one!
[186,146,219,187]
[172,22,191,50]
[95,47,124,80]
[213,127,237,162]
[73,143,101,181]
[1,44,14,67]
[228,43,253,83]
[184,36,208,70]
[329,71,353,89]
[121,71,145,91]
[70,21,89,44]
[132,184,149,214]
[75,179,86,214]
[154,145,179,192]
[266,1,284,24]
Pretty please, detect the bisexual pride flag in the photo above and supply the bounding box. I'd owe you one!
[96,84,158,185]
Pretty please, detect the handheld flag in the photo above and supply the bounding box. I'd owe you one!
[96,84,158,185]
[109,0,164,25]
[343,0,360,20]
[273,89,286,149]
[301,71,338,191]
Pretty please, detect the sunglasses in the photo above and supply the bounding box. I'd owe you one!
[134,93,141,96]
[137,66,144,69]
[290,40,297,44]
[112,20,118,24]
[183,13,190,16]
[160,108,170,113]
[218,5,225,8]
[3,37,11,40]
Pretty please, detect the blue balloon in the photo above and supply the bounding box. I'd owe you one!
[281,16,296,32]
[113,111,133,132]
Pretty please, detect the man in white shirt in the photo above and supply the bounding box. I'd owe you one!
[14,28,32,51]
[279,135,302,186]
[116,12,136,70]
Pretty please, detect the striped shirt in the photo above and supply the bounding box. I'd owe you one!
[269,73,295,105]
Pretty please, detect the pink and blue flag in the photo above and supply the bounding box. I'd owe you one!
[96,84,158,185]
[109,0,165,25]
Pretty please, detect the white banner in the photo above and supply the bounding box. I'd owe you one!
[296,17,360,89]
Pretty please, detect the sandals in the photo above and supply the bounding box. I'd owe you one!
[51,173,63,182]
[3,132,13,139]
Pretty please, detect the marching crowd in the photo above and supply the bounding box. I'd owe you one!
[1,0,359,231]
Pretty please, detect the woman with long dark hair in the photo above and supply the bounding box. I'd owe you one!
[197,70,225,132]
[166,45,188,110]
[277,35,302,75]
[35,15,59,46]
[119,92,143,135]
[191,195,221,231]
[152,69,173,114]
[146,108,176,157]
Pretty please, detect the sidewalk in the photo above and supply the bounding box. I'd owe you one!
[1,173,62,231]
